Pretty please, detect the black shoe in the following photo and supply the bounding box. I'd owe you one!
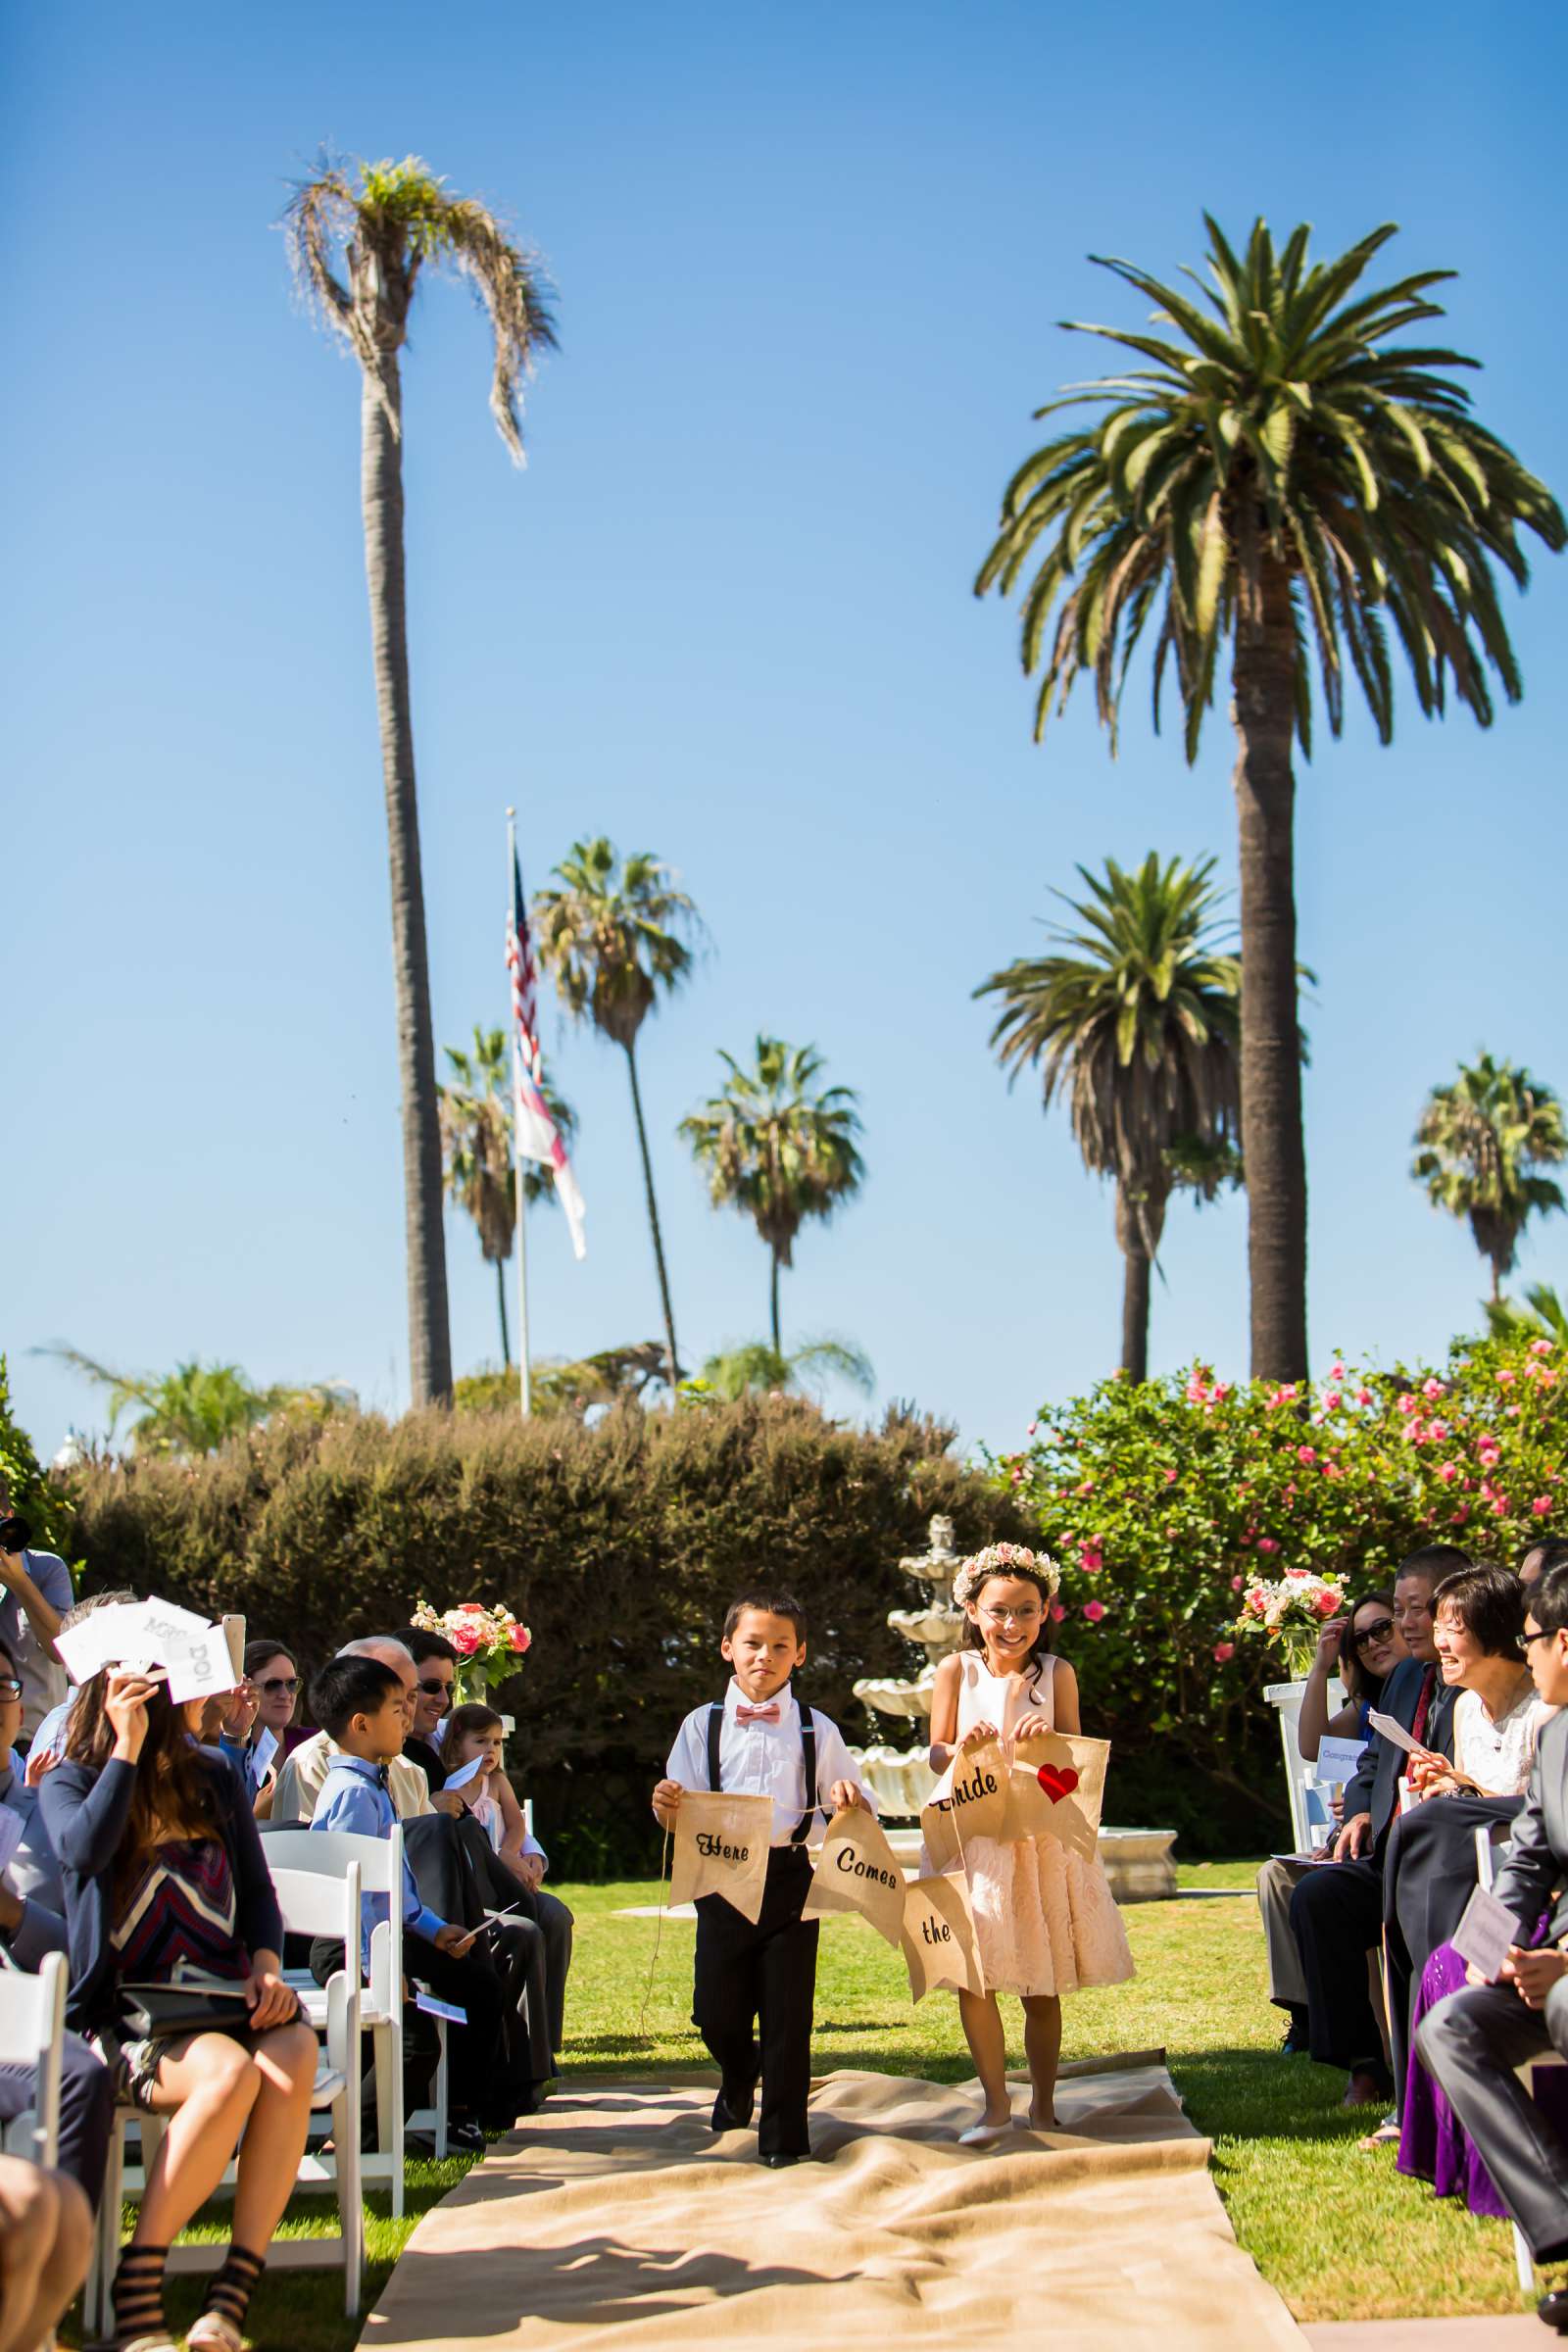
[1279,2005,1310,2056]
[447,2120,486,2155]
[761,2151,808,2168]
[1539,2290,1568,2332]
[711,2078,758,2132]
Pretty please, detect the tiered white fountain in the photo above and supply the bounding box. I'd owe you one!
[849,1514,1178,1902]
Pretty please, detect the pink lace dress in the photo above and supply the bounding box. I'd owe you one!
[949,1652,1134,1998]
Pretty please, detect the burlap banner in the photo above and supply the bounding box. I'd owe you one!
[667,1790,773,1924]
[997,1731,1109,1861]
[802,1805,906,1947]
[900,1870,984,2000]
[918,1736,1009,1876]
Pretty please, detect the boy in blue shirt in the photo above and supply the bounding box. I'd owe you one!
[309,1654,522,2139]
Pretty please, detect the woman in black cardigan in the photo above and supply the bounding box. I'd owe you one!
[40,1664,317,2352]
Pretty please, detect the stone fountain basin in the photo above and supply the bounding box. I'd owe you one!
[886,1606,962,1648]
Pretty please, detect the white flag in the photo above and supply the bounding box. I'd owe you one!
[514,1047,586,1261]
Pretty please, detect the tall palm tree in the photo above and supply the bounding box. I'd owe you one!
[439,1026,578,1363]
[1486,1283,1568,1348]
[285,157,557,1407]
[977,854,1242,1381]
[696,1338,875,1404]
[40,1348,353,1456]
[976,216,1563,1383]
[680,1037,865,1350]
[1413,1054,1567,1299]
[533,839,702,1392]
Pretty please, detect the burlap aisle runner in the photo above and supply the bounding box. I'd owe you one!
[801,1805,906,1946]
[668,1791,773,1924]
[999,1731,1109,1861]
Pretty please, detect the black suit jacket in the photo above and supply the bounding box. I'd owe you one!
[1494,1707,1568,1945]
[1343,1656,1455,1847]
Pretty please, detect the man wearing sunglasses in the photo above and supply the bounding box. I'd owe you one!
[1418,1561,1568,2331]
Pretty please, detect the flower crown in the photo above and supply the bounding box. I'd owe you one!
[953,1542,1061,1607]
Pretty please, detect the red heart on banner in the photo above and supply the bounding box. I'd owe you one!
[1036,1764,1080,1804]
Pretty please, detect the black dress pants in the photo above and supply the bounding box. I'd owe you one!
[1290,1853,1388,2079]
[692,1845,817,2157]
[0,2035,115,2207]
[1382,1793,1523,2117]
[310,1930,524,2128]
[1417,1975,1568,2262]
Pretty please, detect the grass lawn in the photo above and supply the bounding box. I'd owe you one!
[86,1859,1544,2349]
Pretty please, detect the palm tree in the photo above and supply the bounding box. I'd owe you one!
[39,1348,353,1456]
[976,216,1563,1382]
[284,156,556,1407]
[439,1027,578,1363]
[1413,1054,1567,1298]
[533,839,702,1392]
[695,1338,875,1404]
[1486,1283,1568,1348]
[976,854,1242,1381]
[680,1038,865,1350]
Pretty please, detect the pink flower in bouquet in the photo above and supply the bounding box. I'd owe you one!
[1082,1600,1106,1623]
[451,1628,482,1655]
[458,1601,486,1613]
[1245,1590,1265,1613]
[510,1626,533,1652]
[1257,1537,1280,1555]
[1213,1642,1236,1665]
[1534,1496,1553,1517]
[1315,1589,1341,1616]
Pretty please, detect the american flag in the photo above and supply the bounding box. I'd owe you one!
[506,844,586,1260]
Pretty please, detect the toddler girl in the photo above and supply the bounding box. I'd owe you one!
[444,1702,535,1885]
[926,1544,1133,2144]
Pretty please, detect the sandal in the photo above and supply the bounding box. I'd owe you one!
[187,2313,245,2352]
[1356,2119,1401,2151]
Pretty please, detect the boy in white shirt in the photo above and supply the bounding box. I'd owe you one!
[654,1589,871,2166]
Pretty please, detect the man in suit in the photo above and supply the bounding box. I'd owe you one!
[1417,1561,1568,2330]
[1289,1546,1467,2107]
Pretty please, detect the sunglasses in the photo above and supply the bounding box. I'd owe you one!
[0,1678,21,1702]
[1351,1617,1396,1649]
[260,1676,299,1694]
[417,1678,453,1698]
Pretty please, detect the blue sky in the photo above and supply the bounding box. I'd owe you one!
[5,1,1565,1465]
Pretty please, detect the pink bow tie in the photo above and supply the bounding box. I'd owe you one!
[735,1701,781,1725]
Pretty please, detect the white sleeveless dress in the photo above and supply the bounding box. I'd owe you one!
[950,1651,1134,1998]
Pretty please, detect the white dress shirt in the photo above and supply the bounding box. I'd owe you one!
[665,1680,871,1847]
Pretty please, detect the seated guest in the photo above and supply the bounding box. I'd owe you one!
[222,1641,311,1812]
[41,1644,318,2352]
[403,1630,460,1789]
[1524,1540,1568,1591]
[272,1638,434,1824]
[24,1590,138,1773]
[1290,1546,1466,2107]
[307,1656,533,2144]
[1395,1560,1552,2184]
[0,1489,71,1751]
[0,2146,91,2352]
[1416,1562,1568,2332]
[1257,1592,1404,2053]
[0,1635,115,2212]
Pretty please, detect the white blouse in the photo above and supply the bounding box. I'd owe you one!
[1453,1683,1551,1796]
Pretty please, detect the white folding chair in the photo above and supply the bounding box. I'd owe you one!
[0,1951,67,2170]
[261,1823,449,2210]
[84,1889,364,2338]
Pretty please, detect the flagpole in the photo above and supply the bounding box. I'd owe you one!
[507,808,532,1420]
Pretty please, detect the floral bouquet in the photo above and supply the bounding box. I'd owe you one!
[1233,1566,1346,1682]
[411,1598,532,1703]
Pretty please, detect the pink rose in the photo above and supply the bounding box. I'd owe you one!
[1297,1446,1316,1464]
[451,1628,482,1655]
[1315,1590,1341,1616]
[1082,1599,1106,1623]
[1257,1538,1280,1555]
[510,1626,532,1652]
[1533,1496,1553,1517]
[458,1601,486,1613]
[1213,1642,1236,1665]
[1246,1591,1265,1613]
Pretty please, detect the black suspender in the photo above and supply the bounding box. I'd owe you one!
[707,1700,818,1841]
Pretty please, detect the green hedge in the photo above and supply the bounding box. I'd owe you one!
[65,1398,1026,1876]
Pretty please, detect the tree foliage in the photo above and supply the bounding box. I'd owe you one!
[40,1349,353,1459]
[1413,1054,1567,1299]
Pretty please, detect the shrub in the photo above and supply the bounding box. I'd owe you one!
[66,1396,1025,1875]
[993,1331,1568,1850]
[0,1356,74,1559]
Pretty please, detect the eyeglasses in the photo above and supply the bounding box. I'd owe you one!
[416,1678,453,1699]
[260,1676,299,1694]
[0,1678,22,1702]
[1351,1618,1396,1650]
[1524,1628,1556,1648]
[981,1606,1041,1626]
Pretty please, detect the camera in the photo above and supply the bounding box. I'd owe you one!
[0,1515,32,1556]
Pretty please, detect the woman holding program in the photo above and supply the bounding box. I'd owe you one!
[927,1543,1133,2145]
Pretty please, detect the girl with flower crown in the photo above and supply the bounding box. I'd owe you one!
[927,1544,1133,2144]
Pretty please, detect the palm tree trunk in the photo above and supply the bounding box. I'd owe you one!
[1231,554,1309,1384]
[623,1041,680,1393]
[1120,1242,1152,1383]
[770,1253,782,1354]
[495,1257,512,1367]
[361,347,453,1406]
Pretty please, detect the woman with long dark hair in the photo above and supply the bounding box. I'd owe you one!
[1298,1590,1405,1761]
[40,1655,317,2352]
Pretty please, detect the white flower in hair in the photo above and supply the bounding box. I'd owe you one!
[953,1542,1061,1607]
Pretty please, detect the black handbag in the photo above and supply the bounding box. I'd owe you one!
[118,1978,285,2041]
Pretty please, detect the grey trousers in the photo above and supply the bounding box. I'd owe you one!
[1256,1858,1310,2007]
[1416,1974,1568,2261]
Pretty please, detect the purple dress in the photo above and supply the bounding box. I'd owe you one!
[1398,1939,1509,2217]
